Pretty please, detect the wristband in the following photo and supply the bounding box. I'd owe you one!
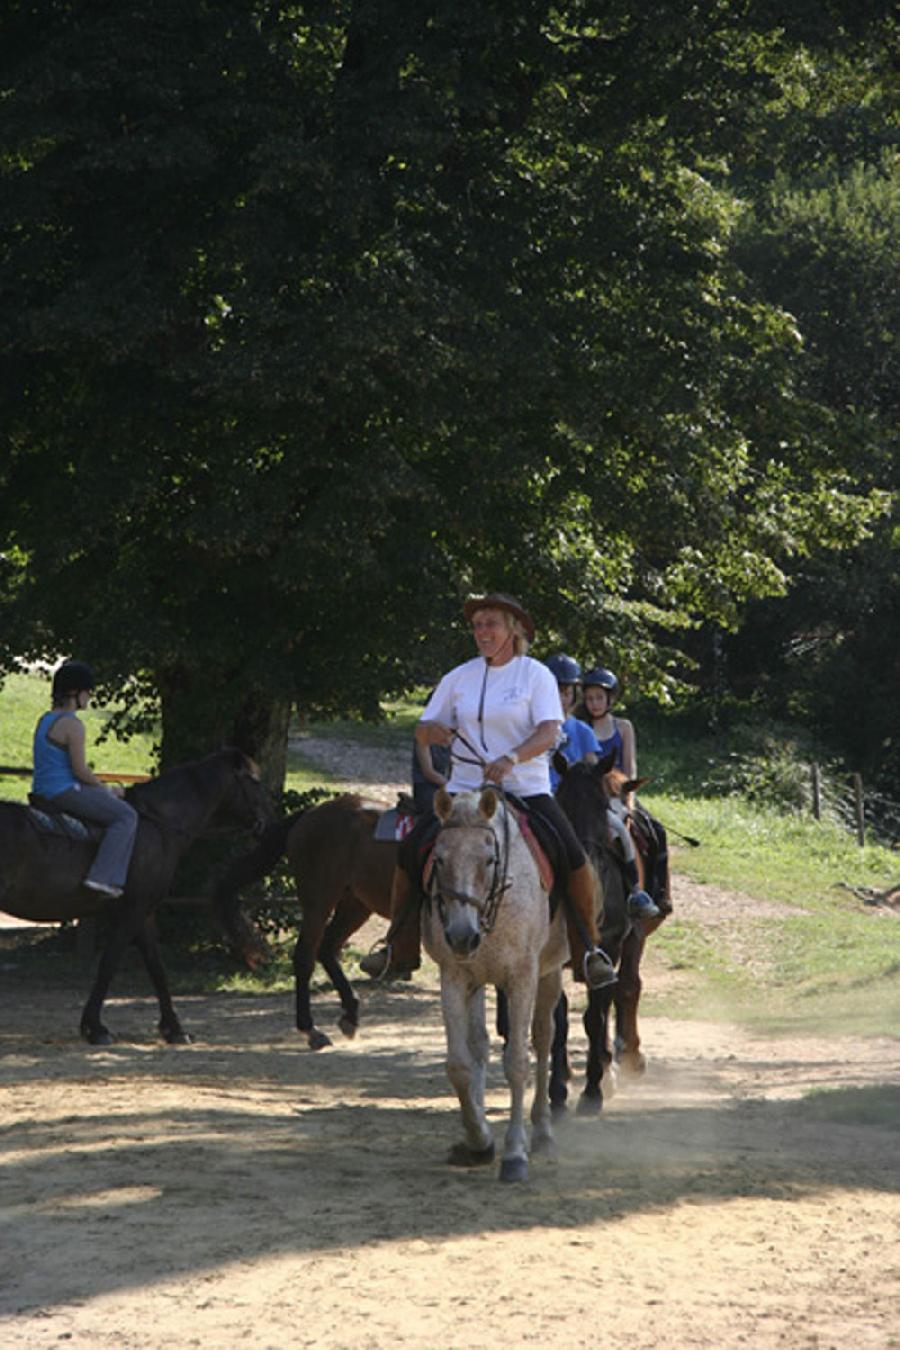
[505,750,519,765]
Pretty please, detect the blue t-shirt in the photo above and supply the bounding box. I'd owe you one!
[550,716,600,791]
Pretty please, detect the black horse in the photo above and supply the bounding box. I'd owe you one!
[551,756,670,1113]
[0,748,271,1044]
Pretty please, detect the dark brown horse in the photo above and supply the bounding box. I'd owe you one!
[551,757,671,1112]
[1,749,271,1044]
[214,794,396,1050]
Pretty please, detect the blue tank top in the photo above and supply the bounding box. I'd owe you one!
[593,724,624,768]
[32,711,79,798]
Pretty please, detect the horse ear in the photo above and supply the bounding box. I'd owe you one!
[623,776,649,796]
[434,788,453,822]
[594,750,616,776]
[552,750,568,778]
[479,786,499,819]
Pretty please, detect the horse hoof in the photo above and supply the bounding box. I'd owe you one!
[307,1028,333,1051]
[617,1051,647,1077]
[447,1140,495,1168]
[82,1025,115,1046]
[162,1027,193,1045]
[337,1014,358,1040]
[550,1098,568,1117]
[499,1156,529,1183]
[576,1090,603,1116]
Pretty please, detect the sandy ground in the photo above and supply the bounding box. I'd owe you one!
[2,739,899,1348]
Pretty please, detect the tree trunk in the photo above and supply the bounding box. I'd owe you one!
[157,666,291,800]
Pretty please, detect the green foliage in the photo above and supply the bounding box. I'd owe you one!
[1,1,894,792]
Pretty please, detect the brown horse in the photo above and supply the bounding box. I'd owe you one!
[1,749,272,1044]
[214,794,396,1050]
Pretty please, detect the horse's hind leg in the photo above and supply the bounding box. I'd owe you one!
[317,892,370,1039]
[531,967,562,1156]
[131,921,190,1044]
[498,973,537,1182]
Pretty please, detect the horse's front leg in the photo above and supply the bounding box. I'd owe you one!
[614,928,647,1075]
[317,893,369,1040]
[80,905,145,1044]
[549,989,570,1114]
[499,970,537,1183]
[579,985,615,1114]
[442,978,494,1167]
[131,920,190,1044]
[531,967,562,1156]
[293,885,337,1051]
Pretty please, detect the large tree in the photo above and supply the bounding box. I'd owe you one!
[0,2,892,784]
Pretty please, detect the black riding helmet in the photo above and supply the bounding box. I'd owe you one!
[581,666,619,699]
[52,660,96,701]
[544,653,582,685]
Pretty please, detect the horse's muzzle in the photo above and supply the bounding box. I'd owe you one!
[444,920,482,959]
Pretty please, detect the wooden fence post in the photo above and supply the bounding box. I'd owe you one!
[811,763,821,821]
[852,772,865,847]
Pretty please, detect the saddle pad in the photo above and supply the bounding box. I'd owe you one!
[26,807,95,842]
[374,808,416,842]
[515,811,554,893]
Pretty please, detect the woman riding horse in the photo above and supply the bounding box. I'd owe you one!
[32,660,138,899]
[360,593,616,989]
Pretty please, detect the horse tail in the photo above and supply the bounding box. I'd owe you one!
[211,809,305,968]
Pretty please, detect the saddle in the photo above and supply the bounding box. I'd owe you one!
[26,794,101,844]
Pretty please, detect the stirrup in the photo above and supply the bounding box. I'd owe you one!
[584,947,617,991]
[359,942,393,981]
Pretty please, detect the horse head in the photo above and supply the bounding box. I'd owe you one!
[216,748,274,836]
[431,788,509,958]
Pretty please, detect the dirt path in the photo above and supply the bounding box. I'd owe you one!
[2,742,899,1348]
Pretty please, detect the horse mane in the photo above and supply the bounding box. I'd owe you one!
[127,747,254,806]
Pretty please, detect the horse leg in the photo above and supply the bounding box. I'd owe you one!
[531,967,562,1156]
[578,986,615,1114]
[293,888,337,1051]
[614,928,647,1075]
[317,892,370,1039]
[79,908,146,1044]
[131,921,191,1045]
[498,971,537,1183]
[548,989,570,1114]
[443,978,495,1168]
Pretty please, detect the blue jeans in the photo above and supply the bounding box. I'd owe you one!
[51,785,139,889]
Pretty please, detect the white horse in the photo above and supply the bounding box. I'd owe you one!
[423,786,570,1182]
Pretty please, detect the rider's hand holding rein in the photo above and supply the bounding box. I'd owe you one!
[483,721,559,785]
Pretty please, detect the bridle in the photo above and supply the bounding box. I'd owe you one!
[429,786,514,938]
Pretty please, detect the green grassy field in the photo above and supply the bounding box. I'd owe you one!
[3,670,897,1036]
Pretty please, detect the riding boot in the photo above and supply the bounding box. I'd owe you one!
[565,861,617,990]
[359,866,422,979]
[622,858,661,921]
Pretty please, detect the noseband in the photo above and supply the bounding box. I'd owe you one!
[430,800,513,937]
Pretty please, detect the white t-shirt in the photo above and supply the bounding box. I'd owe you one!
[421,655,561,796]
